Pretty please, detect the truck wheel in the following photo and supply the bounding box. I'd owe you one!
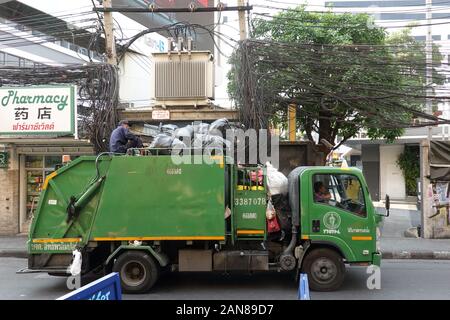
[302,248,345,292]
[112,251,160,294]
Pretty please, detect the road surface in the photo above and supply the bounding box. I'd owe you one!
[1,258,449,300]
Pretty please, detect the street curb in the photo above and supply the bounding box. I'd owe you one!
[0,250,28,259]
[382,250,450,260]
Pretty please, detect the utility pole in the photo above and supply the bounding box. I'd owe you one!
[422,0,433,238]
[288,104,297,141]
[426,0,433,138]
[103,0,117,65]
[238,0,247,40]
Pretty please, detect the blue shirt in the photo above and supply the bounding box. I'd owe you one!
[109,126,138,153]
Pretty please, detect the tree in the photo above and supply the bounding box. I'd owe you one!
[227,7,442,163]
[397,145,420,196]
[386,27,444,112]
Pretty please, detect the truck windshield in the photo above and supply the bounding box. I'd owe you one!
[313,173,366,217]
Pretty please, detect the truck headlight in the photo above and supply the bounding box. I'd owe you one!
[376,227,381,240]
[376,227,381,252]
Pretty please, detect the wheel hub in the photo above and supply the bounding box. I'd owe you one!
[121,260,147,287]
[311,257,337,283]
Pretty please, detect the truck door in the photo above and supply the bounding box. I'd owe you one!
[309,172,375,262]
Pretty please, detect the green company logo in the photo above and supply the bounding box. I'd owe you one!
[323,212,341,230]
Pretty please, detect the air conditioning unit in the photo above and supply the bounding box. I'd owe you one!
[151,51,214,107]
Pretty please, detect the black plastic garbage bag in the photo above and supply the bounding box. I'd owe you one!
[171,137,187,155]
[193,134,231,149]
[150,134,174,148]
[193,122,210,135]
[175,125,194,140]
[208,118,231,137]
[161,124,178,135]
[171,137,187,149]
[143,124,160,137]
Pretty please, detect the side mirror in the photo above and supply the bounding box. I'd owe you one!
[385,194,390,217]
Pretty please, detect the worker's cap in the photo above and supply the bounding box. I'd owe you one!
[119,120,129,126]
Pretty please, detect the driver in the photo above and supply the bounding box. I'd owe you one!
[314,181,332,203]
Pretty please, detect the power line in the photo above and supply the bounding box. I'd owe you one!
[260,0,450,12]
[252,9,450,29]
[229,39,450,135]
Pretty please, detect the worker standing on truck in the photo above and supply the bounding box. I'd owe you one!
[109,120,142,154]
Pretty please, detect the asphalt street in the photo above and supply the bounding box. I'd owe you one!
[1,258,449,300]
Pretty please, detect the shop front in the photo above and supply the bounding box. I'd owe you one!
[0,140,93,234]
[0,85,93,235]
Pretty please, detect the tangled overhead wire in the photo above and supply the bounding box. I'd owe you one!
[0,63,119,153]
[117,21,237,62]
[229,39,450,147]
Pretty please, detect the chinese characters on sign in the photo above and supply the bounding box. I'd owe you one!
[0,86,76,135]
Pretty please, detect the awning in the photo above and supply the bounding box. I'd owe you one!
[430,141,450,180]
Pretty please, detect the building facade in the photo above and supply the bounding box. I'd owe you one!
[0,2,100,234]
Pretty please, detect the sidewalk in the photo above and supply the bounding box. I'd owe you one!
[381,237,450,259]
[377,204,450,259]
[0,206,449,260]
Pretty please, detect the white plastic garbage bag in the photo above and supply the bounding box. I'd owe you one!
[68,249,82,276]
[224,206,231,219]
[266,162,288,195]
[266,199,276,220]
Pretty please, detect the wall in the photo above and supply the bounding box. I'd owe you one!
[422,140,450,239]
[0,145,19,235]
[118,52,153,108]
[361,144,380,201]
[380,145,406,200]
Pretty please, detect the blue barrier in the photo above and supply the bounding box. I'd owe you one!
[298,273,310,300]
[57,272,122,300]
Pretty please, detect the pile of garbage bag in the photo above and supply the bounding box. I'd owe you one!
[145,118,236,152]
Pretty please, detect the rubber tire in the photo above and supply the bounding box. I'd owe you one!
[302,248,345,292]
[112,251,160,294]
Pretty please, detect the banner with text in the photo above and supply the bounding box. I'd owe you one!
[0,85,76,136]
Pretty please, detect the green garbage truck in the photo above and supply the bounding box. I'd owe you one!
[23,152,386,293]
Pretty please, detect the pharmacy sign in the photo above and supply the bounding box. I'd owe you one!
[0,85,76,135]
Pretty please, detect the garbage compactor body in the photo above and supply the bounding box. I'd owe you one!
[29,155,226,249]
[25,154,382,293]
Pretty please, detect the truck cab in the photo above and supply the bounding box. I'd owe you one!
[292,166,382,290]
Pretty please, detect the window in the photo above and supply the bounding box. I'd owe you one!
[379,13,425,21]
[24,60,34,68]
[313,174,366,217]
[5,53,19,67]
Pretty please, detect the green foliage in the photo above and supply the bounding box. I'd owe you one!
[386,27,445,112]
[397,146,420,196]
[251,7,385,45]
[227,7,442,153]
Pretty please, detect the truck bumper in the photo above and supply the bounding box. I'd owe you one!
[372,252,381,267]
